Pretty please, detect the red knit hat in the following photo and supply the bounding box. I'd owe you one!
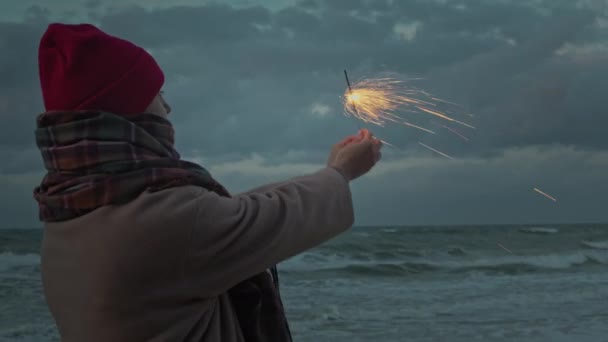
[38,23,164,114]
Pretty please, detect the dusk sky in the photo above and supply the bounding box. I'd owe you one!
[1,0,608,228]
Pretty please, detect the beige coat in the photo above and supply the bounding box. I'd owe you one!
[41,167,354,341]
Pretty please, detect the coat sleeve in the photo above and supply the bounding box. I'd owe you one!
[184,167,354,296]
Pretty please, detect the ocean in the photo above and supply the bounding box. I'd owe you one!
[1,225,607,342]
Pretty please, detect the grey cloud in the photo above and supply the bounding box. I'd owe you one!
[422,13,605,156]
[0,171,44,229]
[351,145,608,226]
[0,20,48,149]
[3,145,607,229]
[0,147,44,174]
[0,1,602,157]
[99,4,272,48]
[0,21,46,90]
[85,0,102,10]
[95,0,608,159]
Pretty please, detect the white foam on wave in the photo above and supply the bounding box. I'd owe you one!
[502,252,590,269]
[281,249,608,275]
[382,228,398,233]
[0,323,59,342]
[518,227,559,234]
[429,250,608,270]
[282,252,349,272]
[400,252,595,270]
[0,252,40,273]
[581,240,608,250]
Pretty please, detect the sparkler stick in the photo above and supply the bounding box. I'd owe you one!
[344,70,354,99]
[344,70,362,130]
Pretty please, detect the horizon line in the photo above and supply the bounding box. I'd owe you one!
[2,221,607,230]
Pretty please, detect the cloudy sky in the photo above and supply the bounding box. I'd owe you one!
[1,0,608,228]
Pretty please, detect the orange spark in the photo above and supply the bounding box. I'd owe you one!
[533,188,557,202]
[417,106,476,129]
[403,122,436,134]
[343,78,472,133]
[431,97,464,107]
[418,142,454,159]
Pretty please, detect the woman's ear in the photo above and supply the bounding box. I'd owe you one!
[144,93,169,117]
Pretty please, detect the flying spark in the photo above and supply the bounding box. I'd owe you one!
[533,188,557,202]
[379,139,396,148]
[417,106,476,129]
[431,97,464,107]
[418,142,454,159]
[343,71,472,134]
[497,242,513,254]
[442,125,470,141]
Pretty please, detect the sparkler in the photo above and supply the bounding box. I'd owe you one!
[533,187,557,202]
[342,71,474,134]
[339,71,561,256]
[338,72,566,256]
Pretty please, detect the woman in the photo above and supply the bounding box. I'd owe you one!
[34,23,382,342]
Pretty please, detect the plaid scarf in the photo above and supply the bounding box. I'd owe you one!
[33,111,292,342]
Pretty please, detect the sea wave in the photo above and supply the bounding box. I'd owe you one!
[282,251,607,277]
[0,252,40,273]
[518,227,559,235]
[581,240,608,250]
[447,247,468,256]
[0,323,59,342]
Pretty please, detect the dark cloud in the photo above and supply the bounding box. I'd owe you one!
[93,0,604,159]
[423,14,604,156]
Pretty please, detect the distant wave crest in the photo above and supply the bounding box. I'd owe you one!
[581,240,608,250]
[0,252,40,273]
[518,227,559,235]
[282,251,607,277]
